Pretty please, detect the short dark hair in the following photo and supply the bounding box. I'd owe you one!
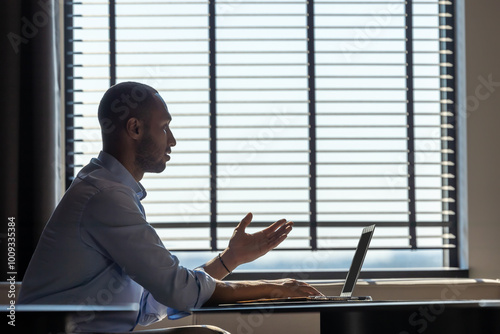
[98,81,158,136]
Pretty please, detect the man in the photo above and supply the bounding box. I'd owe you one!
[19,82,322,332]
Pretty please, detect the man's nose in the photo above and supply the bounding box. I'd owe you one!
[168,130,176,147]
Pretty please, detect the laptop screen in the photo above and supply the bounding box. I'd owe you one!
[341,225,376,297]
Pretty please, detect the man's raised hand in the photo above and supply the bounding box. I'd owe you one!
[223,212,293,268]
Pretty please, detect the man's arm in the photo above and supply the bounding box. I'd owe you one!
[205,279,323,306]
[201,213,293,280]
[82,188,217,312]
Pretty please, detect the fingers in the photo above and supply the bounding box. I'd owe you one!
[305,285,324,297]
[267,224,293,249]
[274,279,325,298]
[235,212,253,230]
[288,280,324,297]
[268,221,293,241]
[262,218,289,234]
[273,221,293,235]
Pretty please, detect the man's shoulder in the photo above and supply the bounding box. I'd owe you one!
[59,167,140,224]
[71,163,137,199]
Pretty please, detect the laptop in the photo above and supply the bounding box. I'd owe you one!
[229,224,376,305]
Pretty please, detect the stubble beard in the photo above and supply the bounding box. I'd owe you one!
[135,130,166,174]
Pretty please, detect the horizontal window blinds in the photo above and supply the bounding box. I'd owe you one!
[65,0,458,268]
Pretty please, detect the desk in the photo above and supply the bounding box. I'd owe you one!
[193,300,500,334]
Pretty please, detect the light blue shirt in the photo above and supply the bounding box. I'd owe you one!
[19,151,216,332]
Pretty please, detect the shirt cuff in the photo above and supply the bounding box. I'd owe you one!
[137,290,169,326]
[167,269,216,320]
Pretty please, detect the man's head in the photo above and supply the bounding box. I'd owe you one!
[98,82,176,178]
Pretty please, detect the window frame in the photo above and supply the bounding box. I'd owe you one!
[63,0,467,278]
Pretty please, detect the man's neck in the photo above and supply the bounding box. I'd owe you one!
[102,148,144,182]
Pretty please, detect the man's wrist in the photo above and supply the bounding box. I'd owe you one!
[218,253,231,274]
[220,248,239,273]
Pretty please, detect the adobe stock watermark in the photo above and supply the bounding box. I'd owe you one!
[175,106,294,221]
[462,73,500,119]
[341,2,404,62]
[235,276,312,334]
[65,268,131,332]
[384,72,500,190]
[7,0,53,54]
[6,217,17,327]
[398,281,467,334]
[216,0,244,18]
[235,239,341,334]
[99,84,150,134]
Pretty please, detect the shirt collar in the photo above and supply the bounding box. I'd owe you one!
[94,151,147,200]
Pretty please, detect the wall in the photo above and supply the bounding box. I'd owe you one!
[465,0,500,278]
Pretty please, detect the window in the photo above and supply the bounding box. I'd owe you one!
[64,0,460,275]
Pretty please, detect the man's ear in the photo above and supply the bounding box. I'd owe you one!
[125,117,143,140]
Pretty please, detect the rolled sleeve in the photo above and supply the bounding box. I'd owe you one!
[138,270,216,324]
[165,269,216,320]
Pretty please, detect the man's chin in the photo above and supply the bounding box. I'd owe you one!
[145,161,167,174]
[152,164,167,174]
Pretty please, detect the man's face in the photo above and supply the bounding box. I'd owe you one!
[135,93,176,173]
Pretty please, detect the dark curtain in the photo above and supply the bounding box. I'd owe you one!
[0,0,62,281]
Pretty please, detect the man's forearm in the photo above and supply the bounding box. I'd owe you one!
[204,279,323,306]
[200,249,239,280]
[205,280,269,305]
